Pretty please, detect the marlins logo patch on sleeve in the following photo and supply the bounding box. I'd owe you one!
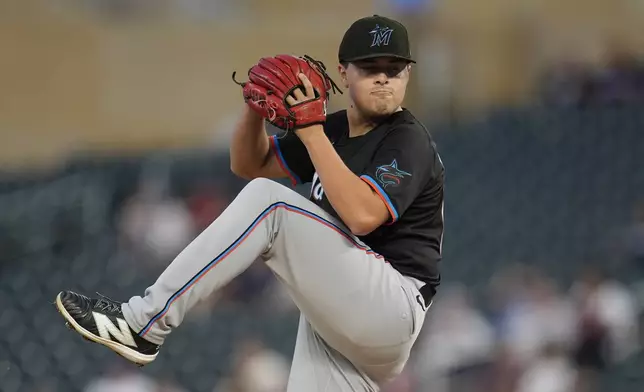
[375,159,411,188]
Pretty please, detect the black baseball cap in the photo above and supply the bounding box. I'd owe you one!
[338,15,415,64]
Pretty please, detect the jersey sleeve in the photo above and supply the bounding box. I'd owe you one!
[268,131,315,186]
[360,126,440,223]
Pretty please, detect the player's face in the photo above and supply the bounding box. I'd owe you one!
[339,58,411,119]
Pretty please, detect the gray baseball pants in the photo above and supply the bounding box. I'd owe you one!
[122,178,428,390]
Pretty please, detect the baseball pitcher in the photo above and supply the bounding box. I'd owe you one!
[55,15,445,391]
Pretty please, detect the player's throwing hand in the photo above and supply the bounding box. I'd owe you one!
[285,73,316,106]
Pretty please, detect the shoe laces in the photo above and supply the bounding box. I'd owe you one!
[94,292,123,314]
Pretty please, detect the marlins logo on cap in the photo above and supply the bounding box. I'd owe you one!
[369,25,394,47]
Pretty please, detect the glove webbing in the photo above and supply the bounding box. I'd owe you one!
[232,55,343,97]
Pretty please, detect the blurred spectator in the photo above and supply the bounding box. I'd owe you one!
[492,265,576,367]
[571,267,640,365]
[84,361,164,392]
[486,345,522,392]
[594,48,644,105]
[117,176,196,269]
[186,184,230,231]
[213,337,289,392]
[539,60,594,108]
[412,283,495,392]
[516,343,576,392]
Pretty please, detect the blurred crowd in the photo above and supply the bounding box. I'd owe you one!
[83,336,292,392]
[405,264,641,392]
[77,245,644,392]
[70,169,642,392]
[540,48,644,108]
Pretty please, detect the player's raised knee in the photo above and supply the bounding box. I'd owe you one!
[240,178,292,202]
[244,177,280,192]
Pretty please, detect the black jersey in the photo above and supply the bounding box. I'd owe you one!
[269,109,444,295]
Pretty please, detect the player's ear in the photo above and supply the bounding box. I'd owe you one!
[401,63,412,82]
[338,63,349,88]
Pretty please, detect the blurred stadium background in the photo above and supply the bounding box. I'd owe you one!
[1,0,644,391]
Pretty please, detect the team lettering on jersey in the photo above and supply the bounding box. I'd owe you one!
[311,172,325,201]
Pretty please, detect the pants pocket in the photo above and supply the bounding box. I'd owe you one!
[400,282,428,340]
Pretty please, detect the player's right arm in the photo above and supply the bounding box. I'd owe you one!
[229,106,285,180]
[229,106,314,186]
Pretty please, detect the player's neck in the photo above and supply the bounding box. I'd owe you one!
[346,105,402,138]
[346,105,378,138]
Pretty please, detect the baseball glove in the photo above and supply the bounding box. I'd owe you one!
[232,54,342,130]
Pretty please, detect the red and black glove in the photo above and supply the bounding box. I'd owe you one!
[232,54,342,130]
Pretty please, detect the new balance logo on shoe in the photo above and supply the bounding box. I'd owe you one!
[92,312,137,347]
